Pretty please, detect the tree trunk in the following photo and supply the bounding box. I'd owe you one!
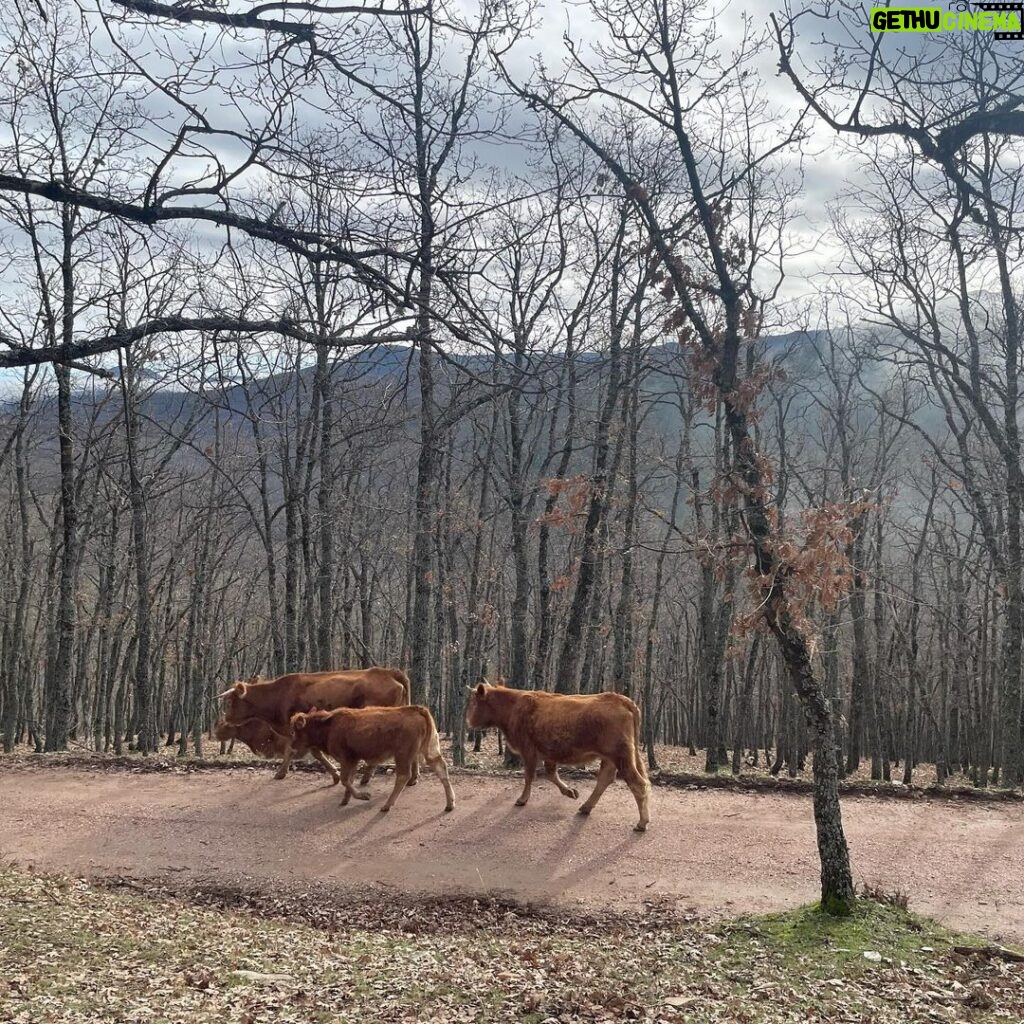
[44,362,77,751]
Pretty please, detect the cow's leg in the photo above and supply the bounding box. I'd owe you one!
[339,761,372,806]
[578,759,616,816]
[348,759,372,802]
[312,748,341,785]
[274,738,294,780]
[381,759,412,812]
[545,761,578,800]
[515,754,538,807]
[620,761,651,833]
[339,763,359,806]
[357,757,383,790]
[426,755,455,812]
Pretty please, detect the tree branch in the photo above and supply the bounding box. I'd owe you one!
[109,0,317,40]
[0,173,407,279]
[0,316,410,368]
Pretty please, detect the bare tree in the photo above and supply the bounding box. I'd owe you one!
[503,0,857,910]
[774,6,1024,784]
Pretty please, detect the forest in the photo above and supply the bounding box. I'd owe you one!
[1,0,1024,991]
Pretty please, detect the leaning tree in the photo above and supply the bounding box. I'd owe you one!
[500,0,859,912]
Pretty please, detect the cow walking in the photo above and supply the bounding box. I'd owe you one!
[290,705,455,813]
[216,667,416,784]
[213,715,343,784]
[465,680,651,832]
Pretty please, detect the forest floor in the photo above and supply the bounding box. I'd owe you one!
[1,758,1024,945]
[3,861,1024,1023]
[3,732,1017,799]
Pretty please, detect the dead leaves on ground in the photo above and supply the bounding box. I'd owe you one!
[1,866,1023,1023]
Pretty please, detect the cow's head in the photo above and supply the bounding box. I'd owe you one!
[215,715,284,758]
[212,716,237,742]
[290,710,331,744]
[216,674,260,723]
[465,680,503,729]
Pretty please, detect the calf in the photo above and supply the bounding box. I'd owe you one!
[290,705,454,814]
[217,667,415,783]
[212,715,344,784]
[465,681,650,831]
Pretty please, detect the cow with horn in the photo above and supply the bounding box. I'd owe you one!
[215,667,416,784]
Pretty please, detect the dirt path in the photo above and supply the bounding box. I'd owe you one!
[2,765,1022,942]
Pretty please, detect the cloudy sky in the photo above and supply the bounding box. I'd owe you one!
[0,0,1008,395]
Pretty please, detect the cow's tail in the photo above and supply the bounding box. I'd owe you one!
[414,706,442,764]
[392,667,412,705]
[631,702,649,782]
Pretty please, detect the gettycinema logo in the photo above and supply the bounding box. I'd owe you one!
[870,3,1024,38]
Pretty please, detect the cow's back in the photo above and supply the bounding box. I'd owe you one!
[226,667,409,728]
[515,691,638,764]
[298,668,407,713]
[299,705,428,759]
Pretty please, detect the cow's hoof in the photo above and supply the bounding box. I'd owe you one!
[577,806,592,816]
[444,804,454,813]
[515,798,528,807]
[354,791,371,801]
[565,788,579,800]
[273,773,287,781]
[331,777,341,786]
[407,779,418,787]
[379,806,390,813]
[633,823,648,833]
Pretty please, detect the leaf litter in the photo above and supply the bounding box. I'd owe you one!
[1,864,1023,1023]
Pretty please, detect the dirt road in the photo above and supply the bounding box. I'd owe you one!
[2,765,1022,941]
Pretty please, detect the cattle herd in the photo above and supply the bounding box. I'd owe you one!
[214,667,652,832]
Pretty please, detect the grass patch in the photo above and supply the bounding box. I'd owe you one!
[720,897,951,975]
[1,865,1022,1022]
[699,896,1024,1020]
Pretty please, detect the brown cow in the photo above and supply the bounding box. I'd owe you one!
[465,681,651,832]
[213,715,342,784]
[217,667,416,783]
[290,706,454,813]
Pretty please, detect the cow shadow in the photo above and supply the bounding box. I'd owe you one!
[278,780,343,798]
[529,823,643,896]
[373,808,455,843]
[337,793,454,842]
[454,785,647,884]
[237,777,338,807]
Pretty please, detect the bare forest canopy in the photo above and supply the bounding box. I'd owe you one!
[1,0,1022,842]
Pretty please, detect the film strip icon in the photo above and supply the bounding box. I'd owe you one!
[974,1,1024,39]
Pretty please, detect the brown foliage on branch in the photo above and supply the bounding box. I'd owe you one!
[733,500,875,641]
[537,476,591,533]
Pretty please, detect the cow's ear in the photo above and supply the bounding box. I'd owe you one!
[475,682,486,697]
[234,681,247,697]
[291,713,307,731]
